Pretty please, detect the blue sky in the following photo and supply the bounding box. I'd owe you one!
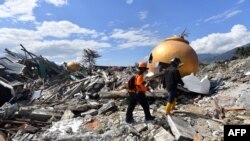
[0,0,250,66]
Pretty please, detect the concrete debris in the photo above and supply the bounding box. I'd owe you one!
[167,115,196,140]
[154,127,175,141]
[41,117,84,140]
[134,123,148,133]
[30,109,62,121]
[182,73,210,94]
[98,101,117,114]
[0,46,249,141]
[0,102,18,119]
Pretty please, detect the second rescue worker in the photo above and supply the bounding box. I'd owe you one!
[125,61,155,123]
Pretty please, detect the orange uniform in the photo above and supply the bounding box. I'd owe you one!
[135,74,148,93]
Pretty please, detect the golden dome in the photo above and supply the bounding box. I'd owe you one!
[148,35,199,77]
[66,61,80,72]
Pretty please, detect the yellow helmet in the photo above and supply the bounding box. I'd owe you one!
[138,61,147,68]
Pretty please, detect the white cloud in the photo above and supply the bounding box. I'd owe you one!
[110,28,160,49]
[0,0,38,21]
[138,11,148,20]
[36,21,98,38]
[45,0,68,7]
[191,24,250,54]
[126,0,133,4]
[25,39,111,56]
[237,0,245,4]
[101,36,109,41]
[204,9,242,23]
[0,21,111,63]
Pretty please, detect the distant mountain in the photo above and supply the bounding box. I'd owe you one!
[197,53,218,61]
[198,43,250,63]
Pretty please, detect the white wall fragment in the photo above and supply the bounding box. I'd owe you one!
[182,73,210,94]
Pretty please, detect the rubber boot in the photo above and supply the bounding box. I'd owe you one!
[171,98,177,110]
[165,102,173,115]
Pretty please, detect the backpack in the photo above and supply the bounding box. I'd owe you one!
[126,75,136,91]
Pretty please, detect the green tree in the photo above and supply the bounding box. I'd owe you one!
[236,47,250,58]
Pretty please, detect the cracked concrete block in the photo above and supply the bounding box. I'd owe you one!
[167,115,195,141]
[154,127,175,141]
[134,123,148,133]
[98,101,116,114]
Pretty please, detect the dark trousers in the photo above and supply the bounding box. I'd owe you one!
[126,92,152,121]
[168,88,178,103]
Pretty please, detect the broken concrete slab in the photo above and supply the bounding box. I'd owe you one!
[134,123,148,133]
[98,101,116,114]
[18,106,40,117]
[30,109,62,121]
[154,127,175,141]
[182,73,210,94]
[167,115,195,141]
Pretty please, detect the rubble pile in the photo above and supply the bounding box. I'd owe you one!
[0,46,249,141]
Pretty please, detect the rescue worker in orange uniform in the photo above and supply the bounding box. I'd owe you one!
[163,58,184,115]
[125,61,155,123]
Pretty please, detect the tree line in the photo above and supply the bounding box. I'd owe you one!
[235,44,250,58]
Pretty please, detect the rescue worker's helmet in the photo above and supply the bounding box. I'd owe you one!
[170,58,181,66]
[138,61,148,68]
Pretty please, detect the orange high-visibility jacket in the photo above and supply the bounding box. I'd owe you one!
[135,74,148,93]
